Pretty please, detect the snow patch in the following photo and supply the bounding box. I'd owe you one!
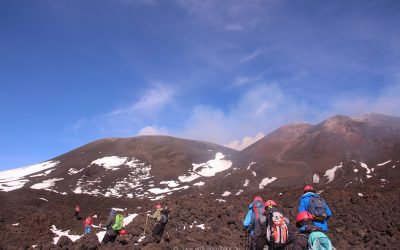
[12,223,19,226]
[360,162,372,174]
[353,168,359,173]
[0,161,59,192]
[215,199,226,202]
[358,193,363,197]
[39,198,48,201]
[191,152,232,177]
[196,224,205,230]
[244,179,250,187]
[68,168,84,175]
[193,181,205,186]
[377,160,391,166]
[247,161,256,170]
[324,163,343,183]
[252,171,256,177]
[160,180,180,188]
[148,186,189,194]
[221,191,231,197]
[259,177,277,189]
[30,178,64,190]
[91,156,129,171]
[236,189,244,195]
[51,225,81,244]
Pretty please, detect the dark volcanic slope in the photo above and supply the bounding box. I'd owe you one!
[227,113,400,189]
[1,185,399,249]
[0,136,237,199]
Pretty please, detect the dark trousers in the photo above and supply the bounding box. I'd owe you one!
[152,223,165,242]
[251,235,266,250]
[101,233,117,244]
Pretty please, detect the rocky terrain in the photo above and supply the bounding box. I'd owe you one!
[1,113,400,249]
[0,184,399,249]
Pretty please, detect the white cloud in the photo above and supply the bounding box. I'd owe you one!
[225,132,265,151]
[137,126,169,136]
[110,84,174,116]
[239,49,263,64]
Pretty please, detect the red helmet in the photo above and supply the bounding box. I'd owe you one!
[155,204,162,209]
[253,196,263,202]
[303,185,314,193]
[265,200,277,207]
[119,229,127,235]
[296,211,314,223]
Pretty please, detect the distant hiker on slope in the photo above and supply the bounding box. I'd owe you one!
[147,203,169,243]
[74,204,81,220]
[292,211,333,250]
[298,185,332,232]
[243,196,267,250]
[264,200,294,250]
[101,209,124,244]
[83,215,93,234]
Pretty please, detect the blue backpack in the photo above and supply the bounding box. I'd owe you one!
[308,231,333,250]
[308,195,328,221]
[250,201,266,236]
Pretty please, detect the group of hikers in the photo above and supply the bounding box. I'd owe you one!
[243,185,333,250]
[73,203,170,245]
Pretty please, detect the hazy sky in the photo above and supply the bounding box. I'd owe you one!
[1,0,399,170]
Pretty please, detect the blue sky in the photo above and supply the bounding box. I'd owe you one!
[1,0,399,170]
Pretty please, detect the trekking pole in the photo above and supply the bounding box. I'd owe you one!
[143,215,148,236]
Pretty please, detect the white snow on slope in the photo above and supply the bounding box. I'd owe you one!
[222,191,231,197]
[244,179,250,187]
[0,161,59,192]
[68,168,84,175]
[193,181,205,186]
[178,153,232,183]
[236,189,244,195]
[360,162,373,178]
[39,198,49,201]
[252,171,257,177]
[259,177,277,189]
[247,161,256,170]
[91,156,129,170]
[30,178,64,190]
[160,180,180,188]
[148,185,189,194]
[324,163,343,183]
[51,225,81,244]
[353,168,359,173]
[30,168,56,177]
[196,224,205,230]
[377,160,391,166]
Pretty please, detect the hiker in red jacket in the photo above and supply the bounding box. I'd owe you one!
[84,216,94,234]
[74,204,81,220]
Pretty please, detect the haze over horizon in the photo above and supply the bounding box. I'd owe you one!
[1,0,400,170]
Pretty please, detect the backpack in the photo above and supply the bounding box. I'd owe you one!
[252,200,265,221]
[266,211,289,245]
[112,214,124,231]
[159,210,169,225]
[251,214,267,236]
[308,231,333,250]
[308,195,328,221]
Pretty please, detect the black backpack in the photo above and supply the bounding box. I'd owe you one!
[251,213,267,237]
[308,195,328,221]
[159,209,169,225]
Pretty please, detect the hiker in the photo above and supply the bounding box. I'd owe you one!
[292,211,333,250]
[264,200,294,249]
[147,203,169,243]
[243,196,267,250]
[298,185,332,232]
[74,204,81,220]
[101,209,124,244]
[83,215,93,234]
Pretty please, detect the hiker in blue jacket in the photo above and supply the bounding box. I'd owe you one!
[243,196,266,250]
[298,185,332,232]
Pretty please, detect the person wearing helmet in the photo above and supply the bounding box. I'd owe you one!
[292,211,321,250]
[101,209,118,244]
[298,185,332,232]
[83,215,93,234]
[147,203,168,243]
[264,200,294,250]
[243,196,266,250]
